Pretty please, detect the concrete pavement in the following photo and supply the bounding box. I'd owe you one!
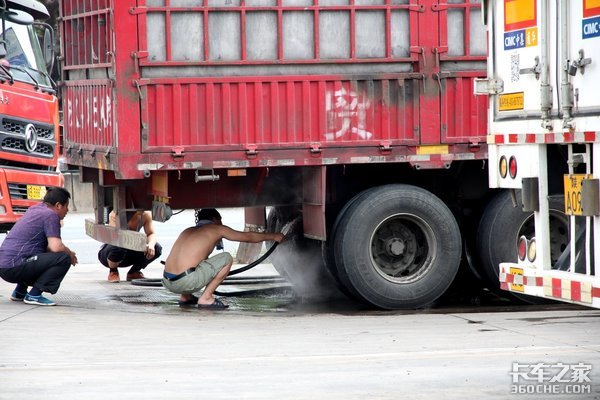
[0,264,599,399]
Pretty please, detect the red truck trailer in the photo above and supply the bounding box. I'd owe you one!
[59,0,564,309]
[0,0,64,232]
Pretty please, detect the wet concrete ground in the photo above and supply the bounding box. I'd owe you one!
[1,263,600,399]
[2,208,598,398]
[3,259,573,316]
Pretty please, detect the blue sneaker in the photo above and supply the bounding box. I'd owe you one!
[23,294,56,306]
[10,290,26,301]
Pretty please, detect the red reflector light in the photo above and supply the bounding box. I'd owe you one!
[509,156,517,179]
[518,236,527,261]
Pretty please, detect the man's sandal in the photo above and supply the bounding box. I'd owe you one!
[197,298,229,309]
[178,294,199,307]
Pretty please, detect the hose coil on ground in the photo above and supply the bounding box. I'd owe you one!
[131,242,286,296]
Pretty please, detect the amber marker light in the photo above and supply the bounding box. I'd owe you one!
[499,155,508,178]
[527,238,536,262]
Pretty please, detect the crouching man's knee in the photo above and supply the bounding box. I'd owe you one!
[57,252,71,268]
[215,252,233,267]
[154,243,163,258]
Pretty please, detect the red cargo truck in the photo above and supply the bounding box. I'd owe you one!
[59,0,565,309]
[0,0,63,232]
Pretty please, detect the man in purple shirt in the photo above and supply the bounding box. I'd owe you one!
[0,187,77,306]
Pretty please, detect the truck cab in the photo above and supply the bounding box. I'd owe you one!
[0,0,63,232]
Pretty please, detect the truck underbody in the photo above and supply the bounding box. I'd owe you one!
[80,157,559,309]
[59,0,565,309]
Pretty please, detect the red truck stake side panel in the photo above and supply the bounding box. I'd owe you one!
[60,0,487,178]
[63,80,114,151]
[141,76,420,150]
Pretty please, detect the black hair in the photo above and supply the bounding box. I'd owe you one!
[43,187,71,206]
[195,208,221,224]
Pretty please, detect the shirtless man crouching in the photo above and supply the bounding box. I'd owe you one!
[163,208,284,309]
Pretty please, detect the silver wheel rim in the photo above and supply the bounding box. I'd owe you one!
[369,213,436,284]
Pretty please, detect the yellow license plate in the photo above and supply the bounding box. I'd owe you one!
[509,267,524,293]
[564,174,592,216]
[26,185,46,200]
[498,92,524,111]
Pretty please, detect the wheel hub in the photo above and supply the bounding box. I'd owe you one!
[387,238,406,256]
[371,216,431,282]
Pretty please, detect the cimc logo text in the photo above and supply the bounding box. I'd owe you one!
[503,0,538,50]
[583,0,600,39]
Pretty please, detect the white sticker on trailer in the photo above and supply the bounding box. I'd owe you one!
[503,0,538,51]
[494,0,541,117]
[582,1,600,39]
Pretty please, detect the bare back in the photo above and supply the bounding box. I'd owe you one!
[164,225,223,273]
[164,223,283,274]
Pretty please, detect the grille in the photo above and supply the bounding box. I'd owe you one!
[1,138,54,157]
[2,119,54,140]
[12,206,28,214]
[8,183,27,199]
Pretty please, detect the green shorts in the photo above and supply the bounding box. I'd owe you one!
[162,252,233,295]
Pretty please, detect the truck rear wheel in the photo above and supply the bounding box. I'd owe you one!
[476,190,569,303]
[333,184,462,309]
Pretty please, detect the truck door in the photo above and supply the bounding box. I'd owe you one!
[568,0,600,120]
[492,0,546,121]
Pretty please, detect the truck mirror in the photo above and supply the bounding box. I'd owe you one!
[43,26,53,72]
[5,9,34,25]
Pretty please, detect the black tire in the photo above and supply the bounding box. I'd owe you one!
[265,207,286,250]
[334,184,462,309]
[266,208,341,300]
[476,190,569,303]
[322,188,380,301]
[265,207,294,280]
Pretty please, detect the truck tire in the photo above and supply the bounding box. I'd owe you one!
[265,207,296,280]
[322,188,380,301]
[266,207,341,299]
[333,184,462,309]
[476,190,569,303]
